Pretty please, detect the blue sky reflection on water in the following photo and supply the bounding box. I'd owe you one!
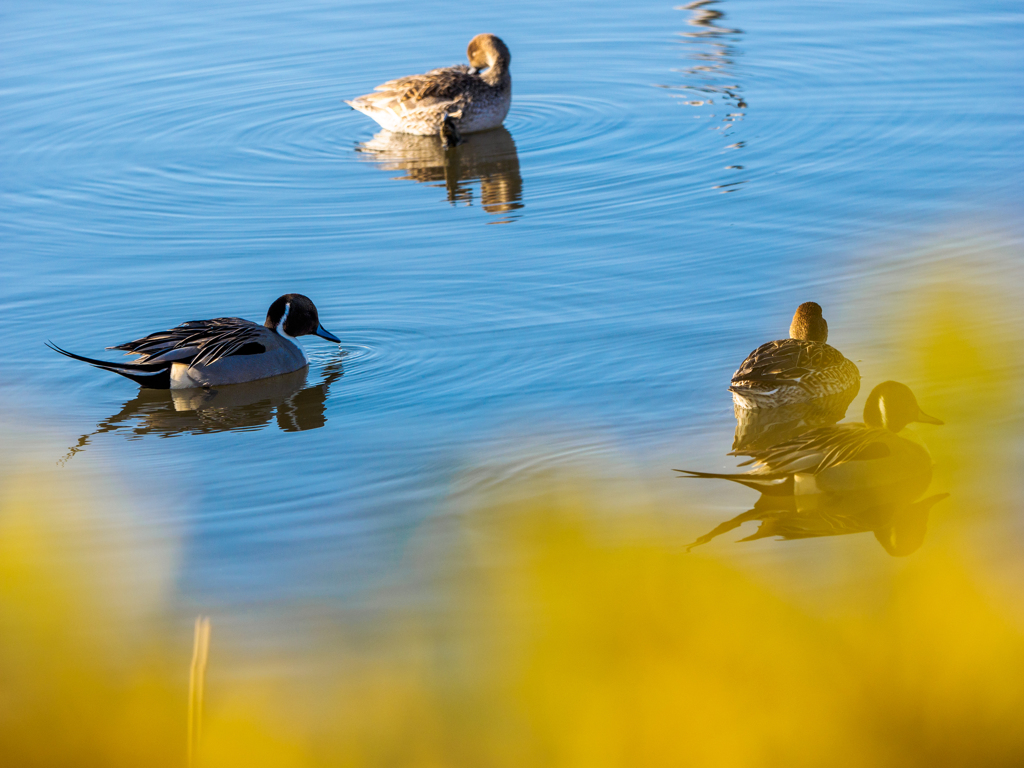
[1,0,1022,611]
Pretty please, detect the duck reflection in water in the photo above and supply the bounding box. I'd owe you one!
[732,388,858,454]
[61,360,344,462]
[355,126,523,220]
[656,0,749,192]
[686,471,949,557]
[679,381,947,556]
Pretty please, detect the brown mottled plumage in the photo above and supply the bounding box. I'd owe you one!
[730,303,859,408]
[384,65,480,103]
[346,34,512,138]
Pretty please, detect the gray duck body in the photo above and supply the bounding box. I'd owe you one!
[49,294,341,390]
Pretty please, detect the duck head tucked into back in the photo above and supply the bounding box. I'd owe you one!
[789,301,828,342]
[346,33,513,141]
[466,33,512,83]
[863,381,944,432]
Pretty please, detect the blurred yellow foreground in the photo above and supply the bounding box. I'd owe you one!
[2,257,1023,767]
[3,472,1023,768]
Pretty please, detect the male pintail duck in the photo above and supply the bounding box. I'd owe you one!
[48,294,340,389]
[676,381,943,494]
[346,34,512,146]
[730,302,860,409]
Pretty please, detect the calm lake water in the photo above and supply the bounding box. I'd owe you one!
[2,0,1023,631]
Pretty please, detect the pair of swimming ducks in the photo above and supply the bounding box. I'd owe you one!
[679,301,943,494]
[49,38,514,383]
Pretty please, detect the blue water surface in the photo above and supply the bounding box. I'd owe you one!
[2,0,1022,620]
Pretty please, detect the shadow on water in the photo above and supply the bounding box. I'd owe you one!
[355,126,524,222]
[687,470,949,557]
[60,361,345,463]
[657,0,748,192]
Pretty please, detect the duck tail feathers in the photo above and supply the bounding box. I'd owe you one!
[46,342,172,389]
[673,469,793,495]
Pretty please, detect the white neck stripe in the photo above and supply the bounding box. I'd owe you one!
[275,302,291,336]
[274,302,307,363]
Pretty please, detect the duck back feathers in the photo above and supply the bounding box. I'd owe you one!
[730,338,860,408]
[730,303,859,409]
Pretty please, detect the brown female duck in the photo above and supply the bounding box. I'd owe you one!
[346,34,512,146]
[730,302,860,409]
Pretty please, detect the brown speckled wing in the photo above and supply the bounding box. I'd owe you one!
[370,65,478,107]
[732,339,849,386]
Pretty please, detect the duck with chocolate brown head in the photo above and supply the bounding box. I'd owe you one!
[729,302,860,409]
[264,293,341,342]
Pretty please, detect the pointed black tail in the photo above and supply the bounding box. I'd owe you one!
[47,341,171,389]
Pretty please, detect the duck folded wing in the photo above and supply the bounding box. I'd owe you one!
[353,66,476,116]
[732,339,848,385]
[735,424,891,476]
[108,318,267,369]
[374,65,474,101]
